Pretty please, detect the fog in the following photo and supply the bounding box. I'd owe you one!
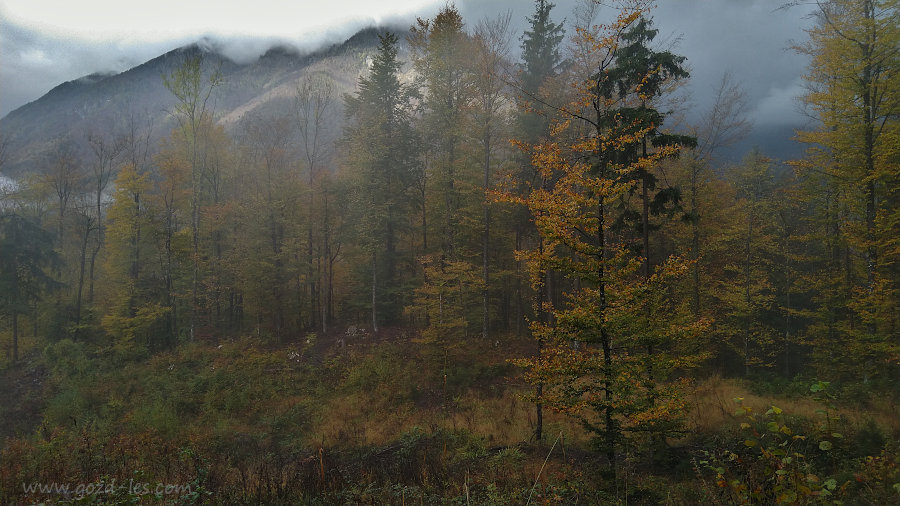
[1,0,818,158]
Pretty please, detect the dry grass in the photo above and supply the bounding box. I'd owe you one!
[686,376,900,436]
[315,386,590,451]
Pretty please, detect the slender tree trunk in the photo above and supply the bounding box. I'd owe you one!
[165,210,176,344]
[371,252,378,333]
[88,239,100,304]
[190,137,201,342]
[691,162,700,316]
[191,193,199,341]
[641,173,650,279]
[421,165,428,253]
[482,134,491,340]
[445,142,457,258]
[515,227,523,336]
[132,192,141,318]
[57,204,65,243]
[75,221,90,328]
[745,211,753,377]
[535,234,545,442]
[599,197,614,466]
[422,207,428,253]
[11,309,18,362]
[322,191,330,335]
[308,212,315,330]
[862,0,877,294]
[784,261,791,378]
[595,112,615,465]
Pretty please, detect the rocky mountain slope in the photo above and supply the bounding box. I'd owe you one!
[0,27,397,178]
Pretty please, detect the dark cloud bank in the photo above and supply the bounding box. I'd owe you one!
[1,0,818,160]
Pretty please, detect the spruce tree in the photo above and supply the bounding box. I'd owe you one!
[519,0,565,143]
[343,32,419,330]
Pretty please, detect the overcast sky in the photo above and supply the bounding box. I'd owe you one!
[0,0,818,135]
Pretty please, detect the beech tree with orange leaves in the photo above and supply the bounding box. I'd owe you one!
[501,2,708,466]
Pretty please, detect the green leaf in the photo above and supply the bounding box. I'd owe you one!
[744,439,758,448]
[771,405,782,414]
[819,441,833,451]
[824,478,837,491]
[768,421,780,432]
[831,432,843,439]
[777,490,797,503]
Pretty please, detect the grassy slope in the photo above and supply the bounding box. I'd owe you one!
[2,328,898,504]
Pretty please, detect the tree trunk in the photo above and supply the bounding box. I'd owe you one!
[308,217,316,330]
[515,227,523,336]
[371,252,378,333]
[75,220,90,329]
[691,161,700,316]
[132,192,141,318]
[165,210,176,344]
[641,172,650,279]
[88,239,100,304]
[535,234,545,442]
[482,134,491,340]
[12,309,18,362]
[322,192,330,335]
[599,196,614,466]
[745,210,753,377]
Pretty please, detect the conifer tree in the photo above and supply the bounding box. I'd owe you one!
[410,5,471,258]
[0,212,58,361]
[343,32,419,330]
[519,0,565,143]
[504,4,707,466]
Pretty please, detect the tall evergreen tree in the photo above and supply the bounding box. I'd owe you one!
[0,213,58,361]
[519,0,565,143]
[409,5,471,258]
[600,17,694,276]
[343,32,419,330]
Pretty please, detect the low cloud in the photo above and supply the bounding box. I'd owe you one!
[753,78,808,126]
[2,0,819,133]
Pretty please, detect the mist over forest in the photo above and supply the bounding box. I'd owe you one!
[1,1,898,503]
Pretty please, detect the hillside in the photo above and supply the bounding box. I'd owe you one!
[0,27,394,178]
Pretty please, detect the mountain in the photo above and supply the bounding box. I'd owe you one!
[0,27,395,179]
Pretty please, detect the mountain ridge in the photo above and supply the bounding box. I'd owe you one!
[0,26,402,178]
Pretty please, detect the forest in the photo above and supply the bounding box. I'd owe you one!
[1,0,898,503]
